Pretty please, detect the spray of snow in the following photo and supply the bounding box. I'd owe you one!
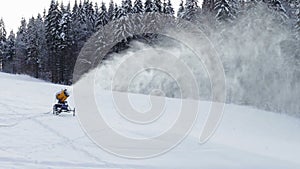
[94,39,211,99]
[93,5,299,116]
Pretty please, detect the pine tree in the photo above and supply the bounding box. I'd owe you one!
[152,0,163,13]
[116,0,127,19]
[177,0,185,18]
[163,0,167,13]
[69,0,87,84]
[112,0,136,53]
[202,0,214,13]
[262,0,288,20]
[45,0,61,52]
[35,14,49,80]
[108,0,115,20]
[59,2,73,50]
[71,0,88,63]
[144,0,153,13]
[83,0,96,37]
[124,0,133,14]
[96,2,109,29]
[58,2,73,84]
[132,0,144,13]
[113,13,133,50]
[182,0,199,20]
[132,0,144,39]
[45,0,62,83]
[164,0,174,15]
[3,31,15,73]
[0,19,7,71]
[113,3,119,20]
[27,17,40,77]
[95,2,100,22]
[263,0,285,13]
[214,0,235,22]
[15,18,28,74]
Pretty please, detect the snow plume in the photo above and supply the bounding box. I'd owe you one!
[213,4,300,116]
[91,4,299,116]
[93,39,212,100]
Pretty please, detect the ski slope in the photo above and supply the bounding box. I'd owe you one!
[0,72,300,169]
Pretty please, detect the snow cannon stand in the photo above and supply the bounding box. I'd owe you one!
[53,102,75,116]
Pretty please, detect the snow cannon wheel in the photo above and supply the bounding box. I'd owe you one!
[53,105,58,115]
[55,109,61,116]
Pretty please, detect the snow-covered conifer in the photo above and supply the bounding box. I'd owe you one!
[152,0,163,13]
[132,0,144,13]
[182,0,199,20]
[164,0,174,15]
[124,0,133,14]
[15,18,28,74]
[177,0,185,18]
[0,18,7,71]
[108,0,115,20]
[96,2,109,29]
[214,0,236,22]
[144,0,153,13]
[3,30,15,73]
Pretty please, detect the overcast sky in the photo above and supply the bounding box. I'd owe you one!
[0,0,193,33]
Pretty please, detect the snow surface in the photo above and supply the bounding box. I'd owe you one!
[0,72,300,169]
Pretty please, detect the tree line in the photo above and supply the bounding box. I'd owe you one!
[0,0,299,84]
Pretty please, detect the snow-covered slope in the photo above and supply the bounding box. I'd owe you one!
[0,72,300,169]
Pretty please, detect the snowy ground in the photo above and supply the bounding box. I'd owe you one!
[0,72,300,169]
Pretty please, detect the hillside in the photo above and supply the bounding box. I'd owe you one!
[0,72,300,169]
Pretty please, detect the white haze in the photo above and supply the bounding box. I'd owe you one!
[93,4,300,116]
